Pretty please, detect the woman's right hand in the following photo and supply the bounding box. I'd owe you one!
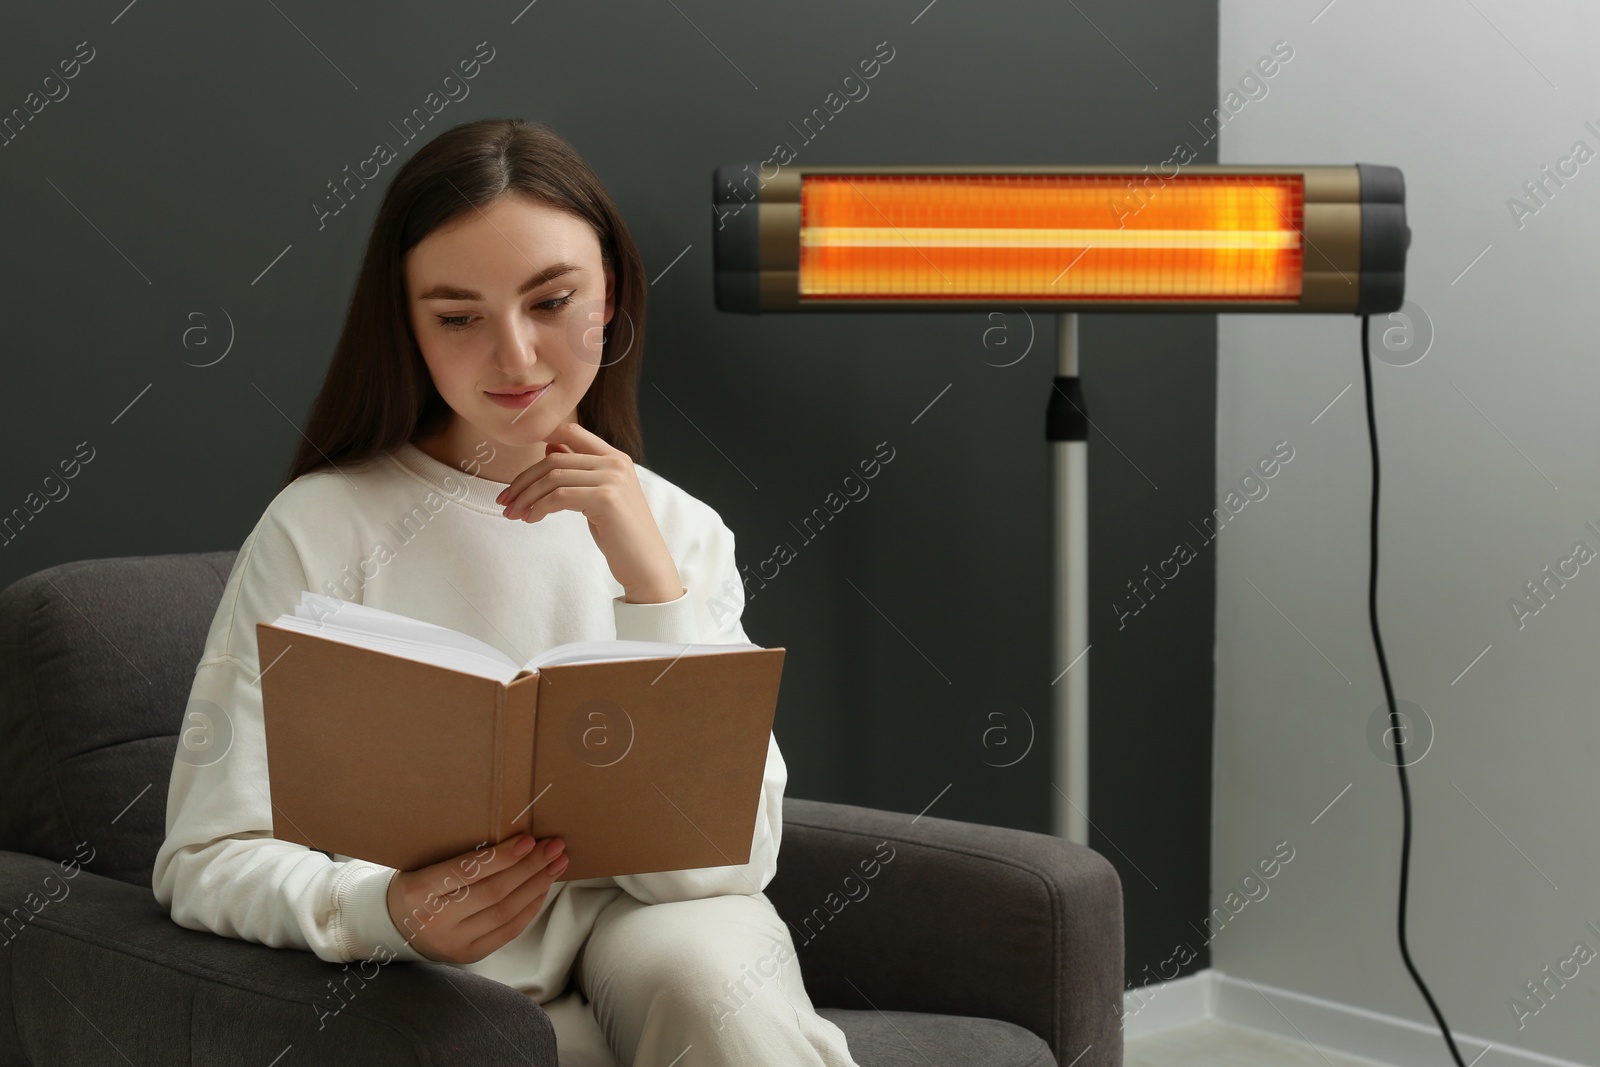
[384,833,568,964]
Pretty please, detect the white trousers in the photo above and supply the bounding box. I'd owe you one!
[537,889,859,1067]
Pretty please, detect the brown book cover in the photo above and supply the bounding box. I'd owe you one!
[254,622,784,881]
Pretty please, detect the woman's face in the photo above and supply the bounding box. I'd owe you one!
[405,193,614,460]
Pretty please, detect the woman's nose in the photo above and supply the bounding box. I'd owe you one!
[492,319,540,372]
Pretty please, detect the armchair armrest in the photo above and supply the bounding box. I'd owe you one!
[766,798,1124,1067]
[0,851,556,1065]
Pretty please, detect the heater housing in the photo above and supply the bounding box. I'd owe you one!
[712,164,1408,316]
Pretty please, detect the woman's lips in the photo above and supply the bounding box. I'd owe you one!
[486,384,549,408]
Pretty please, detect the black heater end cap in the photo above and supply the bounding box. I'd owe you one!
[1356,163,1410,316]
[712,163,763,315]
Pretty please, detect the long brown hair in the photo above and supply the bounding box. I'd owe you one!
[282,118,647,488]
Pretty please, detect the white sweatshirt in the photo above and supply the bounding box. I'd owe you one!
[152,440,786,1001]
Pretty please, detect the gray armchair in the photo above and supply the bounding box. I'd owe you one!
[0,551,1124,1066]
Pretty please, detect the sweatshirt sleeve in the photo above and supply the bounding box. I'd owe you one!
[150,503,429,965]
[610,512,788,903]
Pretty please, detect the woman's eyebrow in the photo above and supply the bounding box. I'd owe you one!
[416,261,584,301]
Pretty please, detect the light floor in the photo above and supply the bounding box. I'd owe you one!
[1124,1019,1398,1067]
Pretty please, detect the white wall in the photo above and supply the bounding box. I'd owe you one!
[1214,0,1600,1062]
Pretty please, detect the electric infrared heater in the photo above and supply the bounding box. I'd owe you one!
[711,164,1410,844]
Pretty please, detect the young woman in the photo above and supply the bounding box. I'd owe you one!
[152,117,859,1067]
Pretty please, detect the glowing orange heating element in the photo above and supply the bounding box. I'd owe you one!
[798,174,1305,302]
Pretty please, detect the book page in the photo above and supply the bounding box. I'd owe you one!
[274,592,521,682]
[525,639,762,670]
[270,592,764,683]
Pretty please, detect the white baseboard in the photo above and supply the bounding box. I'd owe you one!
[1121,969,1593,1067]
[1120,970,1213,1040]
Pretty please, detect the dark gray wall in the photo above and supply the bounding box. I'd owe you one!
[0,0,1217,988]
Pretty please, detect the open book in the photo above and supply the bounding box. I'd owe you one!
[257,592,785,879]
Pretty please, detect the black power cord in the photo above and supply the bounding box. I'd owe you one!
[1360,313,1469,1067]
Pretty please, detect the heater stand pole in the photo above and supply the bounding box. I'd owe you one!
[1050,312,1090,845]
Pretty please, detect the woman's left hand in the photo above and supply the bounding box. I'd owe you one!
[495,422,684,604]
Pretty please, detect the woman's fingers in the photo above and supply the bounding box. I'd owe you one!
[494,422,622,504]
[543,420,617,457]
[461,861,567,961]
[435,836,564,936]
[388,834,568,964]
[454,843,570,948]
[497,452,603,510]
[419,833,536,901]
[503,470,605,521]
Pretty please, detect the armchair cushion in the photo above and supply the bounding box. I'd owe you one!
[0,851,555,1065]
[766,797,1123,1067]
[817,1009,1055,1067]
[0,552,235,889]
